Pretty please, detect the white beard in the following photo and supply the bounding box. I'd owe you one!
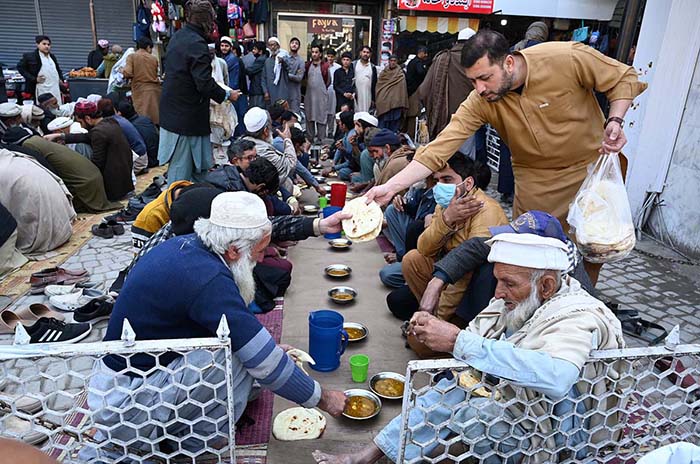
[503,287,542,334]
[229,255,257,306]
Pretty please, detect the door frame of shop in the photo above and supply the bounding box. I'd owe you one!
[275,12,374,48]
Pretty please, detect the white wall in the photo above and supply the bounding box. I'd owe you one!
[624,0,700,257]
[646,55,700,257]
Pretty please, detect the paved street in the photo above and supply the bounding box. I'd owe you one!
[1,184,699,462]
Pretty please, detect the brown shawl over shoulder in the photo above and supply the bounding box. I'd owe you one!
[375,66,408,117]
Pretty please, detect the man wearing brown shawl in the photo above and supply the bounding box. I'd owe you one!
[418,28,476,140]
[375,56,408,133]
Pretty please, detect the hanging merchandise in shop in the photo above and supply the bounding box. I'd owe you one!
[397,0,494,15]
[381,19,396,68]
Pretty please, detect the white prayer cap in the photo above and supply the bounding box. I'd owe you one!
[335,111,342,120]
[220,36,233,45]
[47,116,73,131]
[353,111,378,127]
[458,27,477,41]
[209,192,270,230]
[208,43,216,51]
[70,121,88,134]
[486,233,569,271]
[268,37,280,45]
[0,103,22,118]
[244,107,269,133]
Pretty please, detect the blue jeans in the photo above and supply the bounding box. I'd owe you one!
[351,150,374,183]
[379,262,404,288]
[374,378,529,463]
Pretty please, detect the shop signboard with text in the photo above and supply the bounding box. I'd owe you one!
[308,18,343,34]
[397,0,494,14]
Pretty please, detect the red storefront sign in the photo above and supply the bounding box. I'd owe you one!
[397,0,494,14]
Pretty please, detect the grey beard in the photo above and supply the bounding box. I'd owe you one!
[229,255,257,306]
[503,288,542,334]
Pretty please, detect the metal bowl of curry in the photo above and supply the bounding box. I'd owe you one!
[328,286,357,304]
[343,389,382,420]
[325,264,352,279]
[343,322,368,342]
[303,205,320,215]
[328,238,352,250]
[369,372,406,400]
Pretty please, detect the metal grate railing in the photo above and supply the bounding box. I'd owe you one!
[397,336,700,463]
[485,125,501,173]
[0,318,235,463]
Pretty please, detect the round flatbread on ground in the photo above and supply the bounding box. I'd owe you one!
[272,407,327,441]
[342,198,382,242]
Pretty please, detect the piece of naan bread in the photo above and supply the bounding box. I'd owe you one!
[341,198,383,242]
[456,370,500,399]
[272,407,326,441]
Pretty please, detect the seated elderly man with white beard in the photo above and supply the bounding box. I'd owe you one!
[86,191,347,459]
[314,232,625,464]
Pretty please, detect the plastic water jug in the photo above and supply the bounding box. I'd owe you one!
[308,310,348,372]
[322,206,342,239]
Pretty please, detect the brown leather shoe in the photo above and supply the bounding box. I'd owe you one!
[29,270,90,289]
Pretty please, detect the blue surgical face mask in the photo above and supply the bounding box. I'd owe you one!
[433,182,457,208]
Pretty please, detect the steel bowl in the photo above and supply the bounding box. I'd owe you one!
[325,264,352,279]
[328,286,357,304]
[369,372,406,400]
[328,238,352,250]
[314,175,326,184]
[310,168,321,175]
[303,205,320,214]
[342,388,382,420]
[343,322,368,342]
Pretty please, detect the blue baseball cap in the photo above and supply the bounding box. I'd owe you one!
[489,210,568,243]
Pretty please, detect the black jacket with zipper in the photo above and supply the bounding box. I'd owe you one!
[159,24,227,136]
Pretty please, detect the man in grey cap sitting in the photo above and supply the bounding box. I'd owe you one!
[0,102,23,138]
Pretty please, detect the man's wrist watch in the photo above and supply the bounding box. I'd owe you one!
[604,116,624,128]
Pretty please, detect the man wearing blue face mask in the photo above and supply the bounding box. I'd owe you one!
[401,153,508,327]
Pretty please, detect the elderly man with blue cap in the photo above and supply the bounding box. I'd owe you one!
[350,128,408,194]
[313,211,624,464]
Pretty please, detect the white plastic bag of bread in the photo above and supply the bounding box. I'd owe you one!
[567,153,636,263]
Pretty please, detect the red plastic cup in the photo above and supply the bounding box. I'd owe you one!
[330,183,348,207]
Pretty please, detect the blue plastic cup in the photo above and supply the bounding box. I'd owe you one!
[308,310,349,372]
[322,206,343,239]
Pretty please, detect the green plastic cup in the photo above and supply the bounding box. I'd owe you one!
[349,354,370,383]
[319,196,328,209]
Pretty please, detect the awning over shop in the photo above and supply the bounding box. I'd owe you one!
[399,16,480,34]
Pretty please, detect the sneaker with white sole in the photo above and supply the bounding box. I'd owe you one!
[49,289,108,312]
[44,284,76,297]
[73,298,113,323]
[1,416,48,445]
[24,317,92,344]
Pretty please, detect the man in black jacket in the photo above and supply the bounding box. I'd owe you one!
[17,35,65,103]
[157,0,240,184]
[404,46,431,136]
